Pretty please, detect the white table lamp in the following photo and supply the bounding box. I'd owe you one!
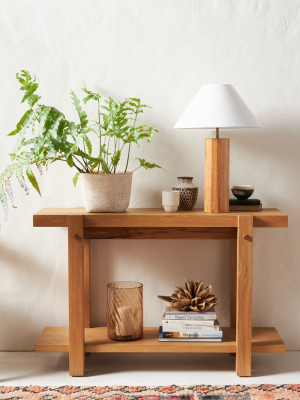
[174,84,261,213]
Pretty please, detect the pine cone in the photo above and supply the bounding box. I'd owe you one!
[158,279,218,312]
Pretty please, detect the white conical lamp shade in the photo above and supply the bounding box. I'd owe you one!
[174,84,261,129]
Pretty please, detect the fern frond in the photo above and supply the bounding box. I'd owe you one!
[26,165,41,196]
[82,84,101,103]
[73,172,80,187]
[111,150,121,167]
[81,134,92,156]
[135,158,163,171]
[8,110,33,136]
[16,70,41,107]
[15,169,29,195]
[0,171,9,221]
[5,179,15,208]
[71,91,88,127]
[37,163,43,175]
[38,106,52,136]
[11,107,41,152]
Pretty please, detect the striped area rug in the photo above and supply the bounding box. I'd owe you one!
[0,385,300,399]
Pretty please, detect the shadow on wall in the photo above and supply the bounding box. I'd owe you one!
[129,117,300,209]
[229,120,300,195]
[229,119,300,349]
[127,123,205,209]
[0,242,67,350]
[90,239,231,329]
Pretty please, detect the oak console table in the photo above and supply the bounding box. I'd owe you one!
[33,207,288,377]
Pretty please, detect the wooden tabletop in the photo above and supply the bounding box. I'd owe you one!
[33,208,288,228]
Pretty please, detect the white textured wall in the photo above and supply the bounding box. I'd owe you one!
[0,0,299,350]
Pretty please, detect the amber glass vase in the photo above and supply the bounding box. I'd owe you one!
[107,281,143,341]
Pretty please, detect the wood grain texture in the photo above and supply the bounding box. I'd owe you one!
[230,239,237,329]
[251,327,286,353]
[33,208,288,228]
[84,239,90,329]
[204,138,230,213]
[236,215,253,377]
[35,326,285,354]
[33,207,288,377]
[68,215,85,377]
[84,227,237,240]
[253,212,288,227]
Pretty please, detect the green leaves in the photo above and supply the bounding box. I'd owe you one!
[136,158,163,171]
[100,158,110,174]
[73,172,80,187]
[0,161,30,223]
[16,70,41,107]
[111,150,121,167]
[1,71,162,228]
[8,110,33,136]
[82,84,101,103]
[26,165,41,196]
[10,107,41,152]
[45,107,65,138]
[16,168,29,194]
[100,97,129,137]
[37,106,52,136]
[71,91,88,128]
[66,155,74,167]
[81,134,92,156]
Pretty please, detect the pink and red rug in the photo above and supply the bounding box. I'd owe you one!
[0,385,300,400]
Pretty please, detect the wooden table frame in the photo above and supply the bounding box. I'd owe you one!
[33,208,288,377]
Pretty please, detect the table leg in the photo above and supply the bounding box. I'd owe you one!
[68,215,85,377]
[84,239,91,329]
[230,239,237,329]
[84,239,91,357]
[236,215,253,377]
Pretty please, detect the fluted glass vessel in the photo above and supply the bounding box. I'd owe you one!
[107,281,143,341]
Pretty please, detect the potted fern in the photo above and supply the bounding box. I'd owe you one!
[0,71,162,219]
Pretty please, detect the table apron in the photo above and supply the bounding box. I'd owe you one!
[83,227,238,240]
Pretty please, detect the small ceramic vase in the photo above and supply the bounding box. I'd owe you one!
[172,177,198,211]
[162,190,180,212]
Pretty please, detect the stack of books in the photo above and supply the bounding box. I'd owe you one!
[158,306,222,342]
[229,198,262,212]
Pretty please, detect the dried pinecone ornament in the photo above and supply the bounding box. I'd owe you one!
[158,279,218,312]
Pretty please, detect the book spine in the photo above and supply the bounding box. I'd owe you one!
[165,310,216,315]
[229,205,262,211]
[162,319,214,326]
[229,199,261,205]
[165,314,216,320]
[162,325,219,332]
[159,339,221,342]
[162,331,223,338]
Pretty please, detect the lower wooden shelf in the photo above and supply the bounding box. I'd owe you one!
[35,326,285,354]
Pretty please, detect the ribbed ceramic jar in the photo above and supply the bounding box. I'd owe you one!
[172,177,198,210]
[80,172,132,213]
[107,281,143,341]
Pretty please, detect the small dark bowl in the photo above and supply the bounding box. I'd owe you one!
[231,185,255,200]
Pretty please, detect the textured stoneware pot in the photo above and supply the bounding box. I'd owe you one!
[80,172,132,213]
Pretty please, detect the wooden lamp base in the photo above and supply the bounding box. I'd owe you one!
[204,138,230,213]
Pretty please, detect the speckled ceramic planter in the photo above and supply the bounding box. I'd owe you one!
[172,177,198,211]
[80,172,132,213]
